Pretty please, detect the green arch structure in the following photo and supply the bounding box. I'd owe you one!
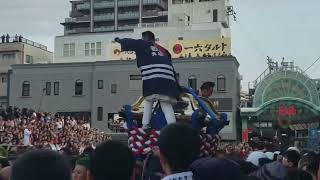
[253,70,320,108]
[241,68,320,133]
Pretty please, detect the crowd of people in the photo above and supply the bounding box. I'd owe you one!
[0,107,111,156]
[0,122,319,180]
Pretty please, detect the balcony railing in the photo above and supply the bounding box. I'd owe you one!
[138,22,168,28]
[118,25,136,30]
[77,3,90,10]
[66,27,91,34]
[94,14,114,21]
[76,0,163,10]
[118,12,139,20]
[0,36,48,51]
[94,1,114,8]
[94,26,115,32]
[65,16,90,23]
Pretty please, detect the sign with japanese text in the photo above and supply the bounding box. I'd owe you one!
[109,42,136,60]
[168,38,231,58]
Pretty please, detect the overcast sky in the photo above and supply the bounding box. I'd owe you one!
[1,0,319,88]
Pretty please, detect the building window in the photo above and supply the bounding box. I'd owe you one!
[85,43,90,56]
[1,77,7,83]
[45,82,51,95]
[22,81,30,97]
[212,9,218,22]
[111,84,117,94]
[63,43,75,57]
[98,80,103,89]
[96,42,102,55]
[178,37,183,40]
[90,43,95,56]
[75,79,83,95]
[97,107,103,121]
[54,82,60,95]
[85,42,101,56]
[188,75,197,90]
[217,75,226,91]
[2,53,16,60]
[26,55,34,64]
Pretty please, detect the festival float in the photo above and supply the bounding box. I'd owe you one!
[116,87,229,157]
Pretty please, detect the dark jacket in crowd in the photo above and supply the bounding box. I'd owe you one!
[252,161,288,180]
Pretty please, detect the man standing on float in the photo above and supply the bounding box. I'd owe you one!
[115,31,180,129]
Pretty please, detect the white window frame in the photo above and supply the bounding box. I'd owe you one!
[63,43,76,57]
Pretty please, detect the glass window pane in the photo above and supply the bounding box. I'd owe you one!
[111,84,117,94]
[75,81,83,95]
[96,42,101,49]
[85,43,90,50]
[97,107,103,121]
[96,49,102,55]
[70,43,75,56]
[45,82,51,95]
[54,82,59,95]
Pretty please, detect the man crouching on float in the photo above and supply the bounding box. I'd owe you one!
[114,31,180,130]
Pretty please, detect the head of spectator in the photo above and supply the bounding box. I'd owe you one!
[142,31,155,42]
[199,82,215,98]
[246,151,268,167]
[0,166,11,180]
[285,169,313,180]
[158,123,200,179]
[298,152,319,180]
[10,150,71,180]
[191,157,241,180]
[73,155,90,180]
[282,150,301,169]
[0,158,10,170]
[89,141,135,180]
[253,161,288,180]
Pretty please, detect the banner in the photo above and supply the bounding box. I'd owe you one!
[168,38,231,58]
[109,42,136,60]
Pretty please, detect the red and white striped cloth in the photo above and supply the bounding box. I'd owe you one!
[127,127,220,157]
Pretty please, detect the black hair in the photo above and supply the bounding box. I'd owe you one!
[0,158,10,168]
[90,141,135,180]
[11,150,71,180]
[285,169,313,180]
[299,152,319,177]
[142,31,155,41]
[284,150,301,168]
[158,123,200,173]
[200,82,215,91]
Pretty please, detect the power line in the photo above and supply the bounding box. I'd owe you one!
[303,56,320,73]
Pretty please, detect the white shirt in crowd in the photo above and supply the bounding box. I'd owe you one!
[161,172,193,180]
[83,123,90,130]
[70,119,77,127]
[23,128,32,146]
[56,121,63,129]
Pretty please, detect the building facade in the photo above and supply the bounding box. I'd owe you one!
[62,0,168,35]
[61,0,230,35]
[8,57,241,140]
[55,0,233,63]
[0,35,53,108]
[241,61,320,147]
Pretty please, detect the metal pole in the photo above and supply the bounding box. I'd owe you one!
[90,0,94,32]
[139,0,143,26]
[114,0,118,31]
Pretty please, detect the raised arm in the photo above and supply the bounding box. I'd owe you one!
[114,38,143,52]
